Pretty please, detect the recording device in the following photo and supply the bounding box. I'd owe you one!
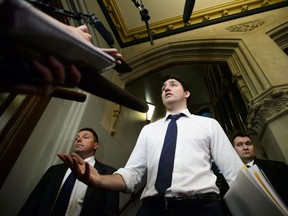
[26,0,114,46]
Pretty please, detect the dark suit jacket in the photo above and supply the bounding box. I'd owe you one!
[253,158,288,206]
[18,160,119,216]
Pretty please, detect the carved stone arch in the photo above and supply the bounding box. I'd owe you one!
[267,21,288,52]
[120,38,270,108]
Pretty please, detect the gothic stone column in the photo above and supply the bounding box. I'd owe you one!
[247,89,288,163]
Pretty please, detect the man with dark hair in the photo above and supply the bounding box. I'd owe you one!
[19,128,119,216]
[59,75,244,216]
[78,127,99,145]
[232,131,288,206]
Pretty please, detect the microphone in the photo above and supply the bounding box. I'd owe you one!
[183,0,196,23]
[131,0,154,45]
[88,15,115,46]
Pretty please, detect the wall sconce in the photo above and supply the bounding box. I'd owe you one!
[110,104,121,136]
[146,102,155,122]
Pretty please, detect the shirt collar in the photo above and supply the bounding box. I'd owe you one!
[165,108,190,120]
[84,156,96,165]
[246,160,254,167]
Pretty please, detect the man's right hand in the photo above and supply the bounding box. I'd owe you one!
[58,152,127,191]
[57,153,101,187]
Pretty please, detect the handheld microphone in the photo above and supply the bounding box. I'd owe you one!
[183,0,196,23]
[89,15,115,46]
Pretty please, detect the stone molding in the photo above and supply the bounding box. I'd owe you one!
[247,88,288,136]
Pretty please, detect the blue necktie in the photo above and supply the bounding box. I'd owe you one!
[155,114,182,194]
[51,172,76,216]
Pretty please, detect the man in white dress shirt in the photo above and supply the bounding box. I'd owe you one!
[59,75,244,216]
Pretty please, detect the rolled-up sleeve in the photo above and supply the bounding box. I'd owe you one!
[114,126,149,193]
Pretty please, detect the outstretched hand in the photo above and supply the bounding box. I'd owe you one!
[58,153,127,191]
[71,25,92,43]
[57,153,101,187]
[100,48,123,65]
[72,25,123,65]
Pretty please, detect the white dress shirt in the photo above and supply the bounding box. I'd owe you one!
[116,109,244,199]
[59,156,95,216]
[246,160,254,167]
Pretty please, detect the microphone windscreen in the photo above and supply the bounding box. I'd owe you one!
[183,0,196,23]
[91,17,115,46]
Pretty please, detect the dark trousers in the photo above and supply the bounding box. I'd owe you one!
[136,201,224,216]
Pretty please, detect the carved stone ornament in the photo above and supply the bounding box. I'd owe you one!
[222,9,229,17]
[134,34,140,39]
[262,0,270,7]
[203,15,210,22]
[247,90,288,136]
[110,104,121,136]
[167,25,174,30]
[225,19,265,32]
[241,4,249,12]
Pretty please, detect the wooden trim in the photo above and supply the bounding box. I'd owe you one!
[0,93,17,116]
[0,95,51,188]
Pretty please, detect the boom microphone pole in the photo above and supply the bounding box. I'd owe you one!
[131,0,154,45]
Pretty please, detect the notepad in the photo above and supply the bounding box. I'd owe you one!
[224,164,288,216]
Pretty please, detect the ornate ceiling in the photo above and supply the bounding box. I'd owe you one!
[97,0,286,47]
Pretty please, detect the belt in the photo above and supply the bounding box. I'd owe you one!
[142,192,220,211]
